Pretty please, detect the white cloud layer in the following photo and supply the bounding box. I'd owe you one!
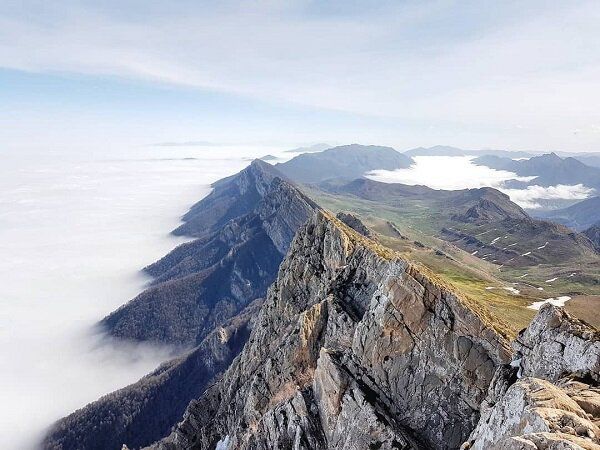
[501,184,594,209]
[367,156,594,209]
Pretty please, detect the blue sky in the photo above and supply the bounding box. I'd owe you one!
[1,0,600,154]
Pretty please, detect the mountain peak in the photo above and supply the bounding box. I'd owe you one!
[276,144,413,184]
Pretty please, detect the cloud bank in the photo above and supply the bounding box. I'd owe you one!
[367,155,594,209]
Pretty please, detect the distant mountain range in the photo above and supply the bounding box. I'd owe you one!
[473,152,600,189]
[276,144,413,183]
[533,196,600,231]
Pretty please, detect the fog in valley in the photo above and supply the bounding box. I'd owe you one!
[0,146,276,449]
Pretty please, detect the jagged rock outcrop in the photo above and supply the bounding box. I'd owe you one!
[43,301,262,450]
[335,211,375,239]
[464,305,600,450]
[152,211,512,450]
[512,305,600,383]
[101,163,316,347]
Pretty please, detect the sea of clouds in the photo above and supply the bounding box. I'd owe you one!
[0,145,282,449]
[367,155,593,209]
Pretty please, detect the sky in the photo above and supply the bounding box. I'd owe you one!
[1,0,600,154]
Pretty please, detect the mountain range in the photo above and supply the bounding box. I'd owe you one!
[473,152,600,190]
[42,145,599,450]
[532,196,600,231]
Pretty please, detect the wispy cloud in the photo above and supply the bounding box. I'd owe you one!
[150,141,226,147]
[1,1,600,150]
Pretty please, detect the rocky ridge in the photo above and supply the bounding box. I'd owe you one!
[100,162,316,347]
[152,210,513,450]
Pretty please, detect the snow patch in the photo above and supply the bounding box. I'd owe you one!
[528,296,572,310]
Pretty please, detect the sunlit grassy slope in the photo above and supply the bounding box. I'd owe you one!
[308,188,599,336]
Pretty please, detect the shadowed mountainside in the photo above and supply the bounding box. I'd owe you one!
[474,152,600,189]
[100,160,316,347]
[533,196,600,231]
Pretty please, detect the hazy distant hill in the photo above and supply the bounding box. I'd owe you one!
[403,145,536,159]
[404,145,466,157]
[277,144,414,183]
[572,153,600,168]
[534,196,600,231]
[474,152,600,189]
[283,143,331,153]
[583,223,600,251]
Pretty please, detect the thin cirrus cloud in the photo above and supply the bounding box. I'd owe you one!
[1,1,600,150]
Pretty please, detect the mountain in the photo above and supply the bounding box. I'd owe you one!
[404,145,466,157]
[44,161,316,449]
[474,152,600,189]
[100,160,316,347]
[172,159,281,237]
[572,153,600,168]
[151,212,599,450]
[151,211,513,449]
[43,159,599,450]
[315,177,598,268]
[43,300,261,450]
[276,144,414,184]
[284,143,332,154]
[533,196,600,231]
[583,223,600,251]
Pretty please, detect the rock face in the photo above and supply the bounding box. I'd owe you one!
[335,211,374,239]
[152,211,512,450]
[465,305,600,450]
[101,162,316,347]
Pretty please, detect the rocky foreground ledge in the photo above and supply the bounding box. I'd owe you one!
[136,211,597,450]
[464,305,599,450]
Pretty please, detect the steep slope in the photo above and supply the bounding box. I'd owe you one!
[43,301,261,450]
[276,144,414,184]
[173,160,282,237]
[153,211,512,450]
[534,196,600,231]
[583,223,600,251]
[100,161,316,347]
[320,177,595,266]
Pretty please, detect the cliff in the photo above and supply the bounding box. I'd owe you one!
[100,163,316,347]
[152,211,512,450]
